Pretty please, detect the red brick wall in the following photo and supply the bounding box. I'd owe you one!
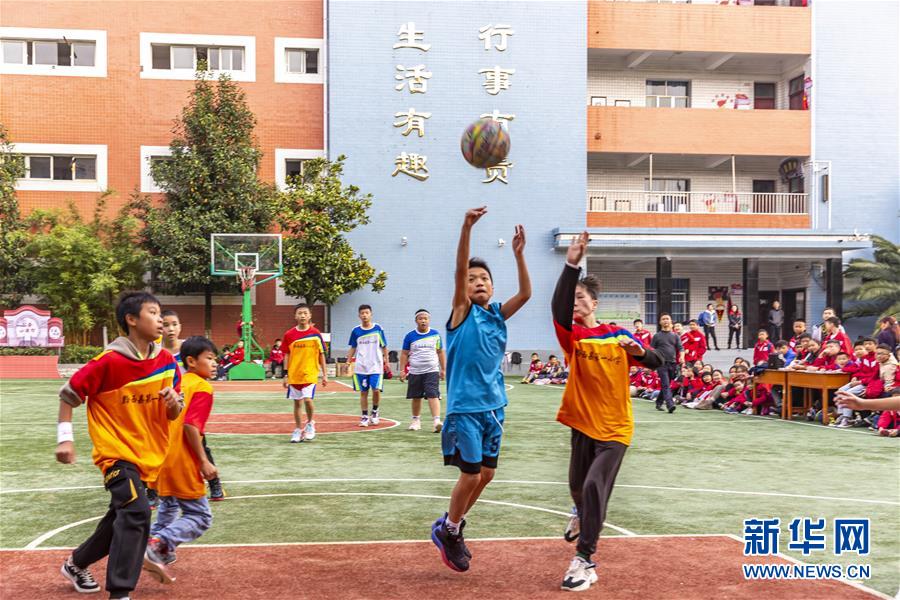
[1,0,323,216]
[586,212,811,229]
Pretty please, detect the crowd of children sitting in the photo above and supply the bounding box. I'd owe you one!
[520,352,568,385]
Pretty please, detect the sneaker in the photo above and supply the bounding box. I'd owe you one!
[290,428,303,443]
[60,556,100,593]
[430,513,471,558]
[564,507,580,542]
[208,478,226,502]
[359,415,370,427]
[458,518,472,559]
[655,403,664,411]
[431,522,469,572]
[408,418,421,431]
[667,404,676,414]
[433,419,443,433]
[146,487,159,511]
[835,418,854,429]
[561,556,598,592]
[742,408,753,415]
[431,513,447,531]
[371,410,381,425]
[304,421,316,441]
[143,538,176,584]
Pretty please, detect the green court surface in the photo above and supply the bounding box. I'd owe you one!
[1,378,898,596]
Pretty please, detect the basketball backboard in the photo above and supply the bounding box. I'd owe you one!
[210,233,283,277]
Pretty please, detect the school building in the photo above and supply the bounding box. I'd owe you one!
[2,1,897,355]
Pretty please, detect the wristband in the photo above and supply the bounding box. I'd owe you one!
[57,422,74,444]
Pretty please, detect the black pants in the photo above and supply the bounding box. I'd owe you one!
[656,362,677,409]
[703,325,719,349]
[202,435,221,486]
[568,430,627,558]
[72,461,150,599]
[728,327,741,348]
[768,324,782,343]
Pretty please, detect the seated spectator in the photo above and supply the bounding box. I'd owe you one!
[770,340,795,368]
[823,316,854,356]
[807,340,841,372]
[521,352,544,384]
[671,365,694,404]
[788,338,822,370]
[684,370,726,410]
[876,410,900,437]
[682,371,714,405]
[750,383,776,416]
[629,365,642,397]
[216,345,233,380]
[733,357,751,369]
[752,329,775,369]
[269,338,285,378]
[722,380,751,413]
[636,368,661,400]
[532,355,565,385]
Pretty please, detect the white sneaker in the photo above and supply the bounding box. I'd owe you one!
[561,557,597,592]
[433,419,443,433]
[290,428,302,443]
[359,415,370,427]
[371,411,380,425]
[742,408,753,415]
[408,418,421,431]
[564,507,580,542]
[303,421,316,441]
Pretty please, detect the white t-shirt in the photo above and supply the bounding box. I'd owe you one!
[402,328,442,375]
[348,324,387,375]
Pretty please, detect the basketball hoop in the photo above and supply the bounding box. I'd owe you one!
[237,265,257,292]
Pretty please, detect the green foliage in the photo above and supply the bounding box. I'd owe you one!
[0,345,103,363]
[24,196,147,345]
[0,125,29,305]
[843,235,900,320]
[277,156,387,306]
[129,72,276,299]
[0,347,53,357]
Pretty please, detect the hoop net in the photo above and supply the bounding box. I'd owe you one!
[237,266,257,292]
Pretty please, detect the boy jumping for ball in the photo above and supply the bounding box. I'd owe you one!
[553,232,662,592]
[56,292,183,599]
[144,336,220,583]
[161,310,225,501]
[431,206,531,572]
[282,303,329,442]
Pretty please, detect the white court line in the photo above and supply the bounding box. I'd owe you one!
[22,491,635,549]
[722,534,892,600]
[3,477,896,507]
[1,532,744,552]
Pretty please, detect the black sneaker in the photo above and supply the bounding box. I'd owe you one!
[667,403,677,414]
[208,478,226,501]
[431,522,469,572]
[458,518,472,559]
[61,557,100,593]
[655,403,664,411]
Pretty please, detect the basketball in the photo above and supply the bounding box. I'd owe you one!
[460,118,510,169]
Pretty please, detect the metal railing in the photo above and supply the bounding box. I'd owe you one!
[586,190,809,214]
[601,0,800,6]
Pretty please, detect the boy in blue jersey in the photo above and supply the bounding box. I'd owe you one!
[347,305,389,426]
[431,206,531,572]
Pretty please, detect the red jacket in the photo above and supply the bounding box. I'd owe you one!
[230,347,245,365]
[753,340,775,364]
[857,352,880,385]
[824,330,853,356]
[633,329,652,347]
[877,411,900,430]
[682,330,707,362]
[269,348,284,363]
[810,352,837,370]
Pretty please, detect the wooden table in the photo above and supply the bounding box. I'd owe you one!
[781,371,851,424]
[752,369,788,416]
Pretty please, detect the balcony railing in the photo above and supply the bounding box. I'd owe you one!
[597,0,802,5]
[586,190,809,214]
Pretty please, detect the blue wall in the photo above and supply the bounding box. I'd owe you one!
[328,1,586,352]
[814,0,899,245]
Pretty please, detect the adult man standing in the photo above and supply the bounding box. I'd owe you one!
[698,304,720,351]
[768,300,784,342]
[651,313,684,414]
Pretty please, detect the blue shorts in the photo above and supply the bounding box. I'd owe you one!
[353,373,383,392]
[441,407,505,474]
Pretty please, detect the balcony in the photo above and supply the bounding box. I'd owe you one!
[586,190,811,228]
[588,106,809,156]
[588,0,810,56]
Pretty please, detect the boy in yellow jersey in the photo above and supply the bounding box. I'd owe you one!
[282,303,329,443]
[144,336,219,583]
[551,232,663,592]
[56,292,183,599]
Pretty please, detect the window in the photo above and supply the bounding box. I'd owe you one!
[644,178,690,212]
[140,33,255,81]
[0,27,104,77]
[789,75,805,110]
[754,82,776,110]
[274,38,323,84]
[590,96,607,106]
[644,279,690,325]
[646,80,690,108]
[286,48,318,74]
[285,159,306,180]
[12,143,107,191]
[275,149,325,190]
[140,146,173,193]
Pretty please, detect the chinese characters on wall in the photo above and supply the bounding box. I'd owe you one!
[391,22,516,184]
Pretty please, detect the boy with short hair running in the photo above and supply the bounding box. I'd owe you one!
[552,232,663,592]
[348,305,388,426]
[282,303,328,443]
[56,292,182,599]
[431,206,531,573]
[399,309,446,433]
[144,336,219,583]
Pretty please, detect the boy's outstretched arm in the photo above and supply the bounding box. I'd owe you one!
[450,207,487,329]
[501,224,531,320]
[551,231,588,355]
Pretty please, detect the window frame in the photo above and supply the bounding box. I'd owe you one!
[140,33,255,82]
[274,37,324,84]
[140,146,172,193]
[644,278,690,325]
[12,143,107,191]
[275,149,326,190]
[645,80,691,108]
[0,27,106,77]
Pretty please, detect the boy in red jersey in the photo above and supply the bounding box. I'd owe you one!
[56,292,182,599]
[282,303,329,443]
[632,319,652,347]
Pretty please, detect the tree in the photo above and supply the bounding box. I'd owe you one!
[0,125,29,306]
[129,71,277,334]
[25,196,147,344]
[278,156,387,321]
[843,235,900,320]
